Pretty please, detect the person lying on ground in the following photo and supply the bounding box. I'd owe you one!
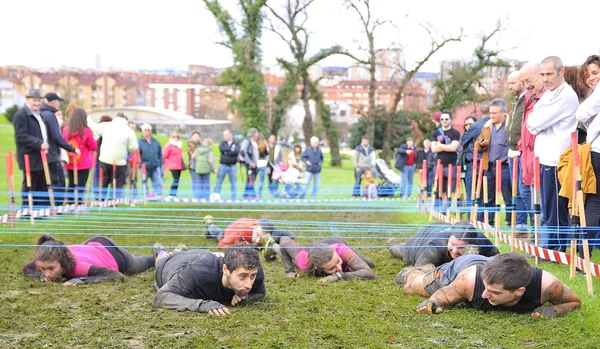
[397,246,490,297]
[278,237,375,282]
[203,215,224,240]
[23,234,154,285]
[151,242,266,316]
[415,252,581,319]
[216,218,294,252]
[388,221,499,267]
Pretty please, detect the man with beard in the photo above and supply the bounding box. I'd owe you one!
[151,242,266,316]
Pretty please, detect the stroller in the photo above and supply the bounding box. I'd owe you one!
[375,159,402,197]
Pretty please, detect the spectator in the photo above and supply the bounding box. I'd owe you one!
[256,133,269,198]
[475,98,512,226]
[431,111,461,206]
[362,169,377,198]
[267,135,283,196]
[241,128,260,199]
[301,136,324,199]
[395,137,418,199]
[41,93,76,206]
[138,124,163,198]
[126,122,140,199]
[352,136,376,197]
[193,138,216,200]
[13,89,50,207]
[526,56,579,252]
[92,116,112,200]
[283,144,305,198]
[90,112,139,199]
[517,62,546,229]
[214,130,239,200]
[187,131,202,198]
[459,116,483,204]
[163,131,184,197]
[61,108,97,204]
[505,70,530,234]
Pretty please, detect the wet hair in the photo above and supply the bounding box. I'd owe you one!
[481,253,531,291]
[564,66,589,102]
[223,242,261,272]
[306,242,335,275]
[99,115,112,123]
[447,221,479,245]
[34,234,76,274]
[579,55,600,91]
[66,108,88,139]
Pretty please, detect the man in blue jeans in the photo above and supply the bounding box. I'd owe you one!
[301,136,323,198]
[138,123,163,197]
[395,137,418,199]
[214,130,239,200]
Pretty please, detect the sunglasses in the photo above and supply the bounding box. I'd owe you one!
[440,117,450,121]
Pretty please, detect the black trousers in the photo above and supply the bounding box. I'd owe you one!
[100,162,127,199]
[67,169,90,205]
[21,170,48,208]
[48,161,66,206]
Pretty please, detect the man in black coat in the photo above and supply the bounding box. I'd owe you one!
[13,89,50,207]
[41,92,76,206]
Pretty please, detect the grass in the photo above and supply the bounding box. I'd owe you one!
[1,119,599,348]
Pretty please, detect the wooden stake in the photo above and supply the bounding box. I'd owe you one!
[112,161,117,208]
[447,164,453,217]
[495,160,502,249]
[142,164,148,207]
[6,152,16,228]
[455,165,462,221]
[429,159,442,221]
[511,157,518,251]
[533,156,541,265]
[24,154,34,225]
[471,158,484,222]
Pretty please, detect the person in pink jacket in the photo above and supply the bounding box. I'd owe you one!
[163,131,184,197]
[61,108,97,204]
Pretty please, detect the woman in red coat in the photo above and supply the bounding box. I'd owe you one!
[163,131,184,197]
[62,108,97,204]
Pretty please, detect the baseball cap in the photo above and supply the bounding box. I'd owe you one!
[44,92,64,102]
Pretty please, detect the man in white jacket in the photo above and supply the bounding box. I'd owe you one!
[526,56,578,252]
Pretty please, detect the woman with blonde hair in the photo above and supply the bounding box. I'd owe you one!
[162,131,184,197]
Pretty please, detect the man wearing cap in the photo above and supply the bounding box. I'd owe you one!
[395,137,418,199]
[431,111,461,205]
[138,123,163,198]
[41,93,77,206]
[13,89,50,207]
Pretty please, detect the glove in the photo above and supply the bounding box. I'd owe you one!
[198,301,226,313]
[532,306,558,318]
[416,300,442,314]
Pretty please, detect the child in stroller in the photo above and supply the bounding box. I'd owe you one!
[375,159,402,197]
[278,144,306,198]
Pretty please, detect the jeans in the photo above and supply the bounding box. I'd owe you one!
[215,164,237,200]
[257,166,266,198]
[353,167,370,196]
[198,173,211,199]
[243,165,257,199]
[142,167,163,197]
[539,164,570,251]
[401,164,415,197]
[301,172,320,198]
[478,162,512,226]
[426,168,434,196]
[169,170,181,197]
[508,156,529,226]
[125,164,138,199]
[93,160,101,200]
[464,163,473,205]
[190,169,202,198]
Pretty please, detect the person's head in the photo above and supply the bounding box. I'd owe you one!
[310,136,319,148]
[481,253,532,306]
[361,136,369,147]
[307,243,343,275]
[65,103,78,118]
[203,138,212,146]
[488,98,507,125]
[580,55,600,90]
[170,131,180,141]
[540,56,565,91]
[222,242,262,297]
[203,215,214,225]
[192,131,201,143]
[464,116,476,132]
[431,111,442,127]
[25,89,43,112]
[99,115,112,123]
[445,221,479,259]
[362,169,373,179]
[423,139,431,150]
[247,128,259,141]
[55,109,63,122]
[406,137,414,147]
[66,108,89,139]
[115,112,128,121]
[34,234,76,281]
[461,245,480,256]
[141,124,152,137]
[268,134,277,146]
[128,122,136,132]
[439,111,452,129]
[564,66,589,102]
[44,92,64,110]
[257,133,267,152]
[507,71,525,97]
[520,62,544,96]
[294,144,302,154]
[223,129,232,142]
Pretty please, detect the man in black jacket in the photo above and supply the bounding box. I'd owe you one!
[214,129,240,200]
[13,89,50,207]
[41,92,76,206]
[152,242,266,316]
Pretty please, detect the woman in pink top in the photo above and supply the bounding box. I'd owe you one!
[23,234,155,285]
[163,131,184,197]
[277,237,375,282]
[61,108,97,204]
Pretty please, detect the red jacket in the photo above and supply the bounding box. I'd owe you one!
[162,142,183,171]
[62,126,98,171]
[517,88,546,185]
[218,218,259,248]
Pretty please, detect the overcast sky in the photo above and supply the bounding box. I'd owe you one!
[2,0,598,73]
